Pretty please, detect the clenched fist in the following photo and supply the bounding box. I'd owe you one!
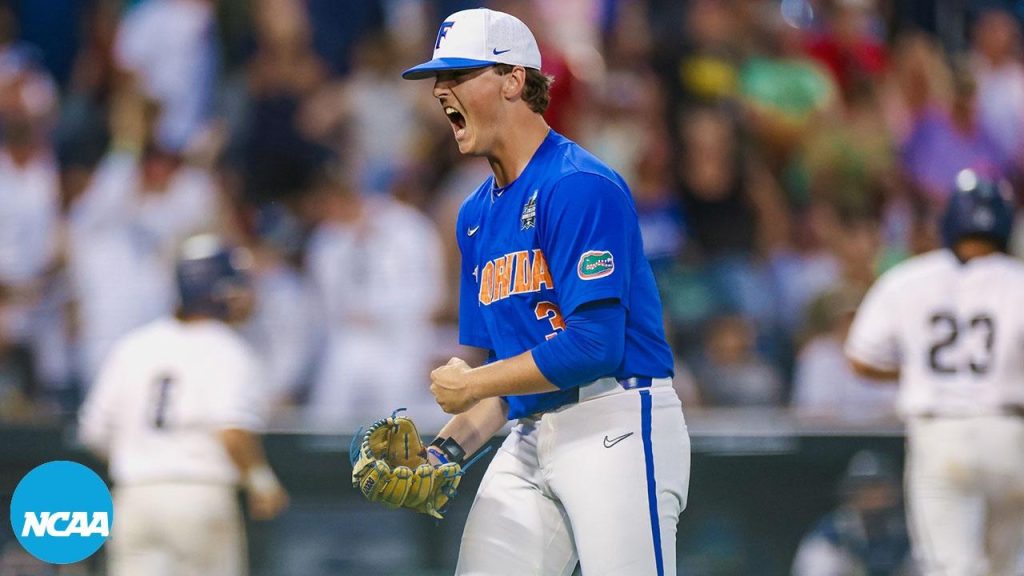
[430,357,479,414]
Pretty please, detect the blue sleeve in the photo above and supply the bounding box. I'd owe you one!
[457,205,492,350]
[532,300,626,389]
[538,172,635,316]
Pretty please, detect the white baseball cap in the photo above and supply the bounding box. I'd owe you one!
[402,8,542,80]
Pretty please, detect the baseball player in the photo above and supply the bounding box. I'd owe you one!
[403,9,690,575]
[846,170,1024,576]
[78,234,288,576]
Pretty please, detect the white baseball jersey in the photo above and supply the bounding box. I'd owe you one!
[846,250,1024,418]
[78,317,268,486]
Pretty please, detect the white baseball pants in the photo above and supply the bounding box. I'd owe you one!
[456,378,690,576]
[109,483,246,576]
[906,416,1024,576]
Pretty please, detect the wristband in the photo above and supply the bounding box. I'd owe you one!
[244,464,282,495]
[426,446,449,465]
[429,436,466,465]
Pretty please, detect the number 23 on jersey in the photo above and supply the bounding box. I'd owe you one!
[927,312,995,375]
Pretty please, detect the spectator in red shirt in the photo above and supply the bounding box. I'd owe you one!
[806,0,887,103]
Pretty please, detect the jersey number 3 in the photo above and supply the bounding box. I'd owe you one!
[535,301,566,340]
[928,313,995,374]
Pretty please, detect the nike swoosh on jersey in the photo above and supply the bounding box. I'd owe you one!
[467,225,481,236]
[603,432,634,448]
[492,48,511,55]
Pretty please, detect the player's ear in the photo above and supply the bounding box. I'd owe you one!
[501,66,527,101]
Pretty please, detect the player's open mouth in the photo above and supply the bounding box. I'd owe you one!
[444,106,467,139]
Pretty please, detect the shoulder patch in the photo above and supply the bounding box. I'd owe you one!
[577,250,614,280]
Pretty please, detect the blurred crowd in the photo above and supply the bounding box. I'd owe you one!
[0,0,1022,431]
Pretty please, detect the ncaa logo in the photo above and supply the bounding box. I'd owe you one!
[9,461,113,564]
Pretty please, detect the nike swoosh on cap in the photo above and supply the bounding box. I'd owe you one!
[492,48,511,55]
[467,225,480,236]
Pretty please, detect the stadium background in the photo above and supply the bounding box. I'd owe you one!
[0,0,1022,574]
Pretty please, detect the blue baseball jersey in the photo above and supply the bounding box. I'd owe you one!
[456,130,675,419]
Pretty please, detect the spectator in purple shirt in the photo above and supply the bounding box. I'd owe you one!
[900,65,1006,206]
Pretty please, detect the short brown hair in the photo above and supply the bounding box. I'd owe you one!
[493,64,554,114]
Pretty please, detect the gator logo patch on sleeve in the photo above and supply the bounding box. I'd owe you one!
[577,250,614,280]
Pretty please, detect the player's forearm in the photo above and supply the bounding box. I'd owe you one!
[219,429,278,484]
[220,428,264,470]
[432,304,625,415]
[465,350,559,400]
[220,429,288,519]
[434,397,508,458]
[847,358,900,381]
[460,303,625,400]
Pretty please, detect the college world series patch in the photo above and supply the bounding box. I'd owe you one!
[577,250,614,279]
[521,190,538,229]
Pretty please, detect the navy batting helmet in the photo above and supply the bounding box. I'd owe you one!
[175,234,252,319]
[941,170,1016,251]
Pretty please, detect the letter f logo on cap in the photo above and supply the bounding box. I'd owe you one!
[403,9,542,80]
[436,21,455,49]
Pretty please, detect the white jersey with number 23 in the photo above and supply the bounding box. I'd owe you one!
[846,250,1024,418]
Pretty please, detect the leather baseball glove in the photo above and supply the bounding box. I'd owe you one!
[350,412,462,519]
